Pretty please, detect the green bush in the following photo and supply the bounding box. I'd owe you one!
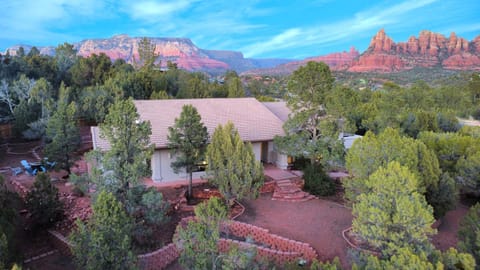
[69,173,90,197]
[25,173,63,230]
[303,163,335,196]
[458,203,480,269]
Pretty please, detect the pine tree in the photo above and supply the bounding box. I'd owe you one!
[44,89,80,174]
[206,122,263,205]
[136,37,158,69]
[70,190,136,270]
[352,162,436,256]
[167,104,208,199]
[98,97,153,200]
[274,61,344,169]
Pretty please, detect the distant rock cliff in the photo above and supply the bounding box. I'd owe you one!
[5,35,292,73]
[348,29,480,72]
[6,29,480,74]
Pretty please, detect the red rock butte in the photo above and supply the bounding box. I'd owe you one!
[348,29,480,72]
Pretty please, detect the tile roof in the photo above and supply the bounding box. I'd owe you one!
[92,98,286,150]
[262,101,291,122]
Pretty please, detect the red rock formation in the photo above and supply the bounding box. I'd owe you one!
[348,29,480,72]
[443,53,480,70]
[75,35,229,71]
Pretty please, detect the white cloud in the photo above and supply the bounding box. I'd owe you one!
[126,0,193,21]
[0,0,106,46]
[241,0,440,57]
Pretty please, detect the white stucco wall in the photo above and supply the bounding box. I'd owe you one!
[275,153,289,169]
[151,149,206,182]
[151,140,287,182]
[267,141,275,163]
[251,142,262,161]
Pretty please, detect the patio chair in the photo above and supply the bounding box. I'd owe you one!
[11,167,22,176]
[42,158,56,170]
[20,160,38,176]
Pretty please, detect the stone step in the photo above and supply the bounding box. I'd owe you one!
[272,195,317,202]
[272,178,316,202]
[272,191,307,200]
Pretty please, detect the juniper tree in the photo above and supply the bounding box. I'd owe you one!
[206,122,263,205]
[167,104,208,199]
[70,190,136,270]
[352,162,436,256]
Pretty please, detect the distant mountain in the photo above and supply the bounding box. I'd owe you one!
[5,35,292,74]
[243,29,480,75]
[348,29,480,72]
[6,29,480,75]
[242,47,360,75]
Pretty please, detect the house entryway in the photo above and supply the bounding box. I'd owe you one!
[263,164,316,202]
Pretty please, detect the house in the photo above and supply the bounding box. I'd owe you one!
[91,98,290,182]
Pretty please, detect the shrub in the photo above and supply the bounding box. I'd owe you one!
[69,173,90,197]
[25,173,63,230]
[125,185,170,247]
[458,203,480,269]
[303,163,335,196]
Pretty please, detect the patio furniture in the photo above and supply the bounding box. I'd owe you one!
[11,167,22,176]
[20,160,38,176]
[30,161,47,173]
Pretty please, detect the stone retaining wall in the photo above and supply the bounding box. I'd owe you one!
[48,230,180,270]
[48,230,72,256]
[9,179,29,198]
[259,181,275,193]
[48,218,318,269]
[225,220,317,263]
[137,243,179,270]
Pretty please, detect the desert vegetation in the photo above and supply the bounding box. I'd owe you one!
[1,37,480,269]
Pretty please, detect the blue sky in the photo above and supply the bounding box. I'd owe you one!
[0,0,479,59]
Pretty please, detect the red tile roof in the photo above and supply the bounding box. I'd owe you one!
[92,98,286,150]
[262,101,291,122]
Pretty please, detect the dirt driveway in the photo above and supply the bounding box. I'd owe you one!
[237,194,353,267]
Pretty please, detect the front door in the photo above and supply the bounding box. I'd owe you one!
[261,142,268,163]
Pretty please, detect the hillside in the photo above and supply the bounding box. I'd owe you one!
[244,29,480,75]
[5,29,480,75]
[5,35,292,74]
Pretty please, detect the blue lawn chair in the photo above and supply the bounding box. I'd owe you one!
[21,160,37,176]
[11,167,22,176]
[43,158,56,170]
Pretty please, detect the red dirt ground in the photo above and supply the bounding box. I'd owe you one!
[237,194,353,268]
[235,194,471,269]
[1,140,473,269]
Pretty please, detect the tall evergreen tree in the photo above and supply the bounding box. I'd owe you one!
[206,122,263,205]
[274,61,344,168]
[167,104,208,199]
[98,97,153,200]
[44,89,80,174]
[70,190,136,270]
[136,37,158,69]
